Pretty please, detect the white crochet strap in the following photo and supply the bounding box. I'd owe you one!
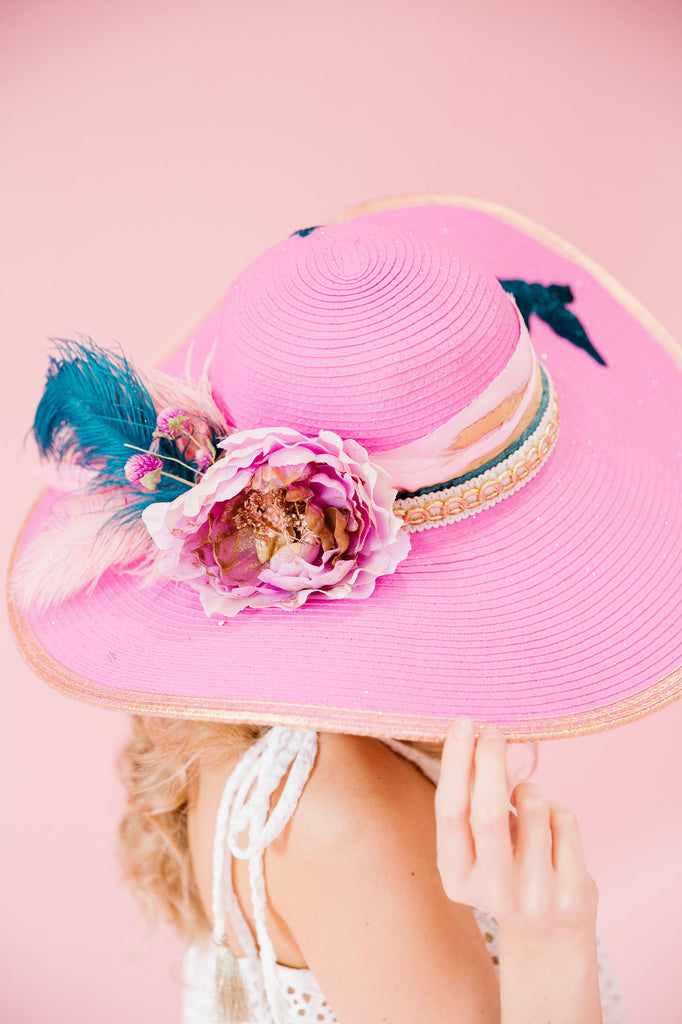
[379,737,441,785]
[211,727,319,1024]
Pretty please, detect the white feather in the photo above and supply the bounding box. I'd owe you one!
[10,492,154,611]
[34,461,98,492]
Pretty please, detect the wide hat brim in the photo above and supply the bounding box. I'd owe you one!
[9,196,682,741]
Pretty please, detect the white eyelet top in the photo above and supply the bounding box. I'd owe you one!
[182,727,627,1024]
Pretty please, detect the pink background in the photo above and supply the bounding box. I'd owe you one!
[2,1,681,1021]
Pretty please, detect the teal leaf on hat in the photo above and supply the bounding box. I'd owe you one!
[291,225,322,237]
[499,280,606,366]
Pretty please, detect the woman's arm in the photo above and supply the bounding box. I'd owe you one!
[435,718,602,1024]
[265,732,501,1023]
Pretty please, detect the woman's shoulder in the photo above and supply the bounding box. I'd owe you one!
[264,731,444,935]
[272,732,437,858]
[190,732,435,881]
[189,731,437,954]
[191,731,438,883]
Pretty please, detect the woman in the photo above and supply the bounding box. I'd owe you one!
[10,196,680,1021]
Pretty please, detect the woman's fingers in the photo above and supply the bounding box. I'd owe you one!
[545,800,592,887]
[436,718,477,889]
[469,728,515,883]
[547,801,587,871]
[437,727,600,933]
[550,801,600,927]
[510,783,552,909]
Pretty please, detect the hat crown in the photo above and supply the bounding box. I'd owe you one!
[210,220,520,451]
[324,234,375,280]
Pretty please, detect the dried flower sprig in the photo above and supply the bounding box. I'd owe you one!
[124,452,164,491]
[153,406,193,439]
[123,405,220,492]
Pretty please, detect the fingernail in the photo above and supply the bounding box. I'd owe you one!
[481,726,503,741]
[453,716,475,736]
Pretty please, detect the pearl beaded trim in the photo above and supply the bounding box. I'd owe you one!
[393,373,559,533]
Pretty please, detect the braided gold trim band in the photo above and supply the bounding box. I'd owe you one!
[394,381,559,532]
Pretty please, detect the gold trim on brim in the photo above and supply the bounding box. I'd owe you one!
[8,591,682,743]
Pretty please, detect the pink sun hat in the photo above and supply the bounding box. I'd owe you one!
[8,195,682,741]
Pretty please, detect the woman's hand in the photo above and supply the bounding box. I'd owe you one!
[435,717,599,940]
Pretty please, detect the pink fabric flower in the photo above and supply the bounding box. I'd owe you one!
[142,427,411,617]
[124,453,163,491]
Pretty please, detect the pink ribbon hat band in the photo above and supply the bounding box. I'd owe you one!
[8,196,682,741]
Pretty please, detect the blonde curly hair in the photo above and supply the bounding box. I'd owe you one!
[117,715,267,941]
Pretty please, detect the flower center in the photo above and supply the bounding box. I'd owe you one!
[233,486,310,548]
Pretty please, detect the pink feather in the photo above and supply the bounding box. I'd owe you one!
[10,492,154,611]
[34,461,99,492]
[142,362,232,437]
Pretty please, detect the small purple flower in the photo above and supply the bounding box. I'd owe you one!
[125,453,164,491]
[142,428,411,617]
[155,406,192,439]
[194,446,214,472]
